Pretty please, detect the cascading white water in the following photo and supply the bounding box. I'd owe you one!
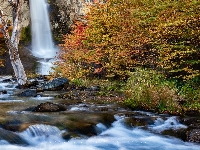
[1,118,200,150]
[29,0,57,75]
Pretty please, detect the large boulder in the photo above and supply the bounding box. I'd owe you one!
[32,102,67,112]
[42,77,69,91]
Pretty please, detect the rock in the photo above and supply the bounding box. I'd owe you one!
[0,90,7,94]
[86,86,100,91]
[26,80,39,88]
[33,102,67,112]
[185,110,200,116]
[3,122,33,132]
[162,129,188,141]
[179,117,198,127]
[125,116,155,127]
[64,121,97,136]
[187,129,200,143]
[62,132,82,140]
[18,89,37,97]
[42,77,69,91]
[0,128,29,145]
[36,87,44,93]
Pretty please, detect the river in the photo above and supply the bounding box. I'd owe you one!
[0,76,200,150]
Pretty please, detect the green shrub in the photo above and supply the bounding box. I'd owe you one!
[179,77,200,110]
[124,68,182,114]
[20,25,31,44]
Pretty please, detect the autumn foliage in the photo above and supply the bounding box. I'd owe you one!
[0,24,7,66]
[57,0,200,81]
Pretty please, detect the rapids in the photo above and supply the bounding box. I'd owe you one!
[0,77,200,150]
[0,116,200,150]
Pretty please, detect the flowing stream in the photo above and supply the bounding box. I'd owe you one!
[0,77,200,150]
[1,0,200,149]
[29,0,58,75]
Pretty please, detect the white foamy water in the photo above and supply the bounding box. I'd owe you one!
[19,124,65,146]
[29,0,56,58]
[0,100,24,103]
[0,116,200,150]
[149,116,187,132]
[0,76,13,82]
[36,59,56,75]
[32,95,54,101]
[0,82,17,90]
[29,0,58,75]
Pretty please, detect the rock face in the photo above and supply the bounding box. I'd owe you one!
[0,0,30,27]
[49,0,89,41]
[33,102,67,112]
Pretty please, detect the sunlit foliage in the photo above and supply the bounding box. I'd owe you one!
[57,0,200,81]
[56,21,88,79]
[124,68,182,114]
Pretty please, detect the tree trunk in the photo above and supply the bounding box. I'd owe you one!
[0,0,27,85]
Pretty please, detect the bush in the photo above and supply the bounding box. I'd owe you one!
[57,0,199,81]
[20,25,31,44]
[124,68,182,114]
[178,77,200,110]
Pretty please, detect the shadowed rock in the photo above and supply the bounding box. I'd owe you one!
[33,102,67,112]
[0,128,29,145]
[18,89,37,97]
[42,77,69,91]
[187,129,200,143]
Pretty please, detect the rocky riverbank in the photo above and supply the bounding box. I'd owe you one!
[0,75,200,145]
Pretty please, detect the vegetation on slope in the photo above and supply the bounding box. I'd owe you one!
[55,0,200,114]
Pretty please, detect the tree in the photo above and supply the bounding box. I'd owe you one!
[0,0,27,85]
[58,0,199,81]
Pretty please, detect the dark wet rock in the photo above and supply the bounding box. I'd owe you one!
[0,90,7,94]
[179,117,198,127]
[62,131,82,140]
[187,129,200,143]
[95,106,109,112]
[70,122,97,136]
[36,75,51,81]
[125,116,155,127]
[185,110,200,116]
[36,87,44,93]
[3,122,33,132]
[26,80,39,88]
[0,128,29,145]
[1,78,13,83]
[62,132,72,140]
[33,102,67,112]
[42,77,69,91]
[58,113,115,136]
[18,89,37,97]
[162,128,188,141]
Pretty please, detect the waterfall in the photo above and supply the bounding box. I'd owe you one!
[29,0,57,75]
